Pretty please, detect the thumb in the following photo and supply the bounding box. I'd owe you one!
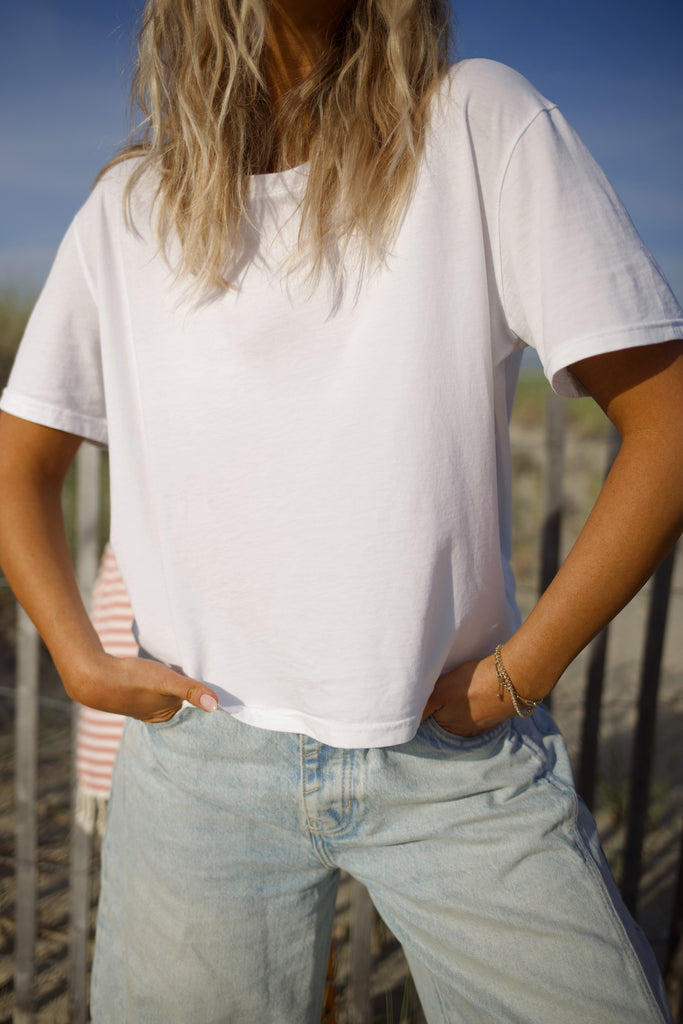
[421,694,440,721]
[421,676,448,721]
[154,661,219,714]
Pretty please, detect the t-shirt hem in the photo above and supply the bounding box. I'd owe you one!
[545,321,683,398]
[222,703,420,749]
[0,390,108,446]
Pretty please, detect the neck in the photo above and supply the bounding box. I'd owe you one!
[264,0,350,103]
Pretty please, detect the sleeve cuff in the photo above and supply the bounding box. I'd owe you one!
[544,321,683,398]
[0,391,108,447]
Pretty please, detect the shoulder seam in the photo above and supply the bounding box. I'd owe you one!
[72,217,98,303]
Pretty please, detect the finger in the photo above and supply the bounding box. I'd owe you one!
[421,697,443,720]
[145,662,219,714]
[198,693,219,712]
[182,682,219,713]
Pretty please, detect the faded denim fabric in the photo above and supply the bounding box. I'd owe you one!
[91,705,672,1023]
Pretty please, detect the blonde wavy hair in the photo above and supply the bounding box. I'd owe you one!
[104,0,453,293]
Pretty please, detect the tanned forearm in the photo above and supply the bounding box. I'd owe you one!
[424,340,683,734]
[0,416,102,686]
[0,412,218,720]
[503,424,683,700]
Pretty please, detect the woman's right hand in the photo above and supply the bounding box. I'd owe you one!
[0,414,219,722]
[65,650,219,722]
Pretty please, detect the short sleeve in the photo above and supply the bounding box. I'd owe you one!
[0,214,108,444]
[498,107,683,396]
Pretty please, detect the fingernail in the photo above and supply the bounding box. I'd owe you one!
[200,694,218,712]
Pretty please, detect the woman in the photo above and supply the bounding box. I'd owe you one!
[0,1,681,1020]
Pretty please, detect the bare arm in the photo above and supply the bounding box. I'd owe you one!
[424,339,683,734]
[0,413,218,720]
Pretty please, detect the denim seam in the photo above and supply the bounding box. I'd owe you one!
[427,972,453,1024]
[299,735,318,832]
[341,748,354,831]
[571,801,669,1023]
[298,738,345,868]
[308,830,338,868]
[511,727,668,1021]
[532,770,670,1024]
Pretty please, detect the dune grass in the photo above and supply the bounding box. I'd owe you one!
[512,365,610,439]
[0,287,35,393]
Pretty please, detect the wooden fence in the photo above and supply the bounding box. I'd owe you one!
[5,390,683,1022]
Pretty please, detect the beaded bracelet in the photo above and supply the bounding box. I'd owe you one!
[494,644,541,719]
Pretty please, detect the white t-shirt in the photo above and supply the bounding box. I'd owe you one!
[3,60,682,746]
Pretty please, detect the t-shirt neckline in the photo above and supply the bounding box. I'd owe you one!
[248,162,309,198]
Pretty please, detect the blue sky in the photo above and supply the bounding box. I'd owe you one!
[1,0,682,300]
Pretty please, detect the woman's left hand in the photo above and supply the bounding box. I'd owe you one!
[421,655,515,737]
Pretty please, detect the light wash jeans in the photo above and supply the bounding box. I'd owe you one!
[91,704,672,1023]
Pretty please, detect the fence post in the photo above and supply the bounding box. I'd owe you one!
[621,543,678,914]
[69,443,102,1024]
[347,881,374,1024]
[538,391,566,712]
[665,824,683,1014]
[576,425,621,810]
[539,389,566,592]
[13,607,40,1024]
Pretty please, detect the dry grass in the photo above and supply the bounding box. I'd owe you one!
[0,289,35,394]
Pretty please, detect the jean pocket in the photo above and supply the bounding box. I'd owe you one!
[422,714,511,750]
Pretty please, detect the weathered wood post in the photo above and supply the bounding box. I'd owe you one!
[539,390,566,713]
[664,825,683,1016]
[13,607,40,1024]
[347,881,374,1024]
[621,543,678,915]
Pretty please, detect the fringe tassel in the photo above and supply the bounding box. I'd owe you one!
[75,787,110,837]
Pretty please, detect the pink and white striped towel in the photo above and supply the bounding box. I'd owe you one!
[75,542,134,832]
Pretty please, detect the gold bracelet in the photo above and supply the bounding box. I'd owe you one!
[494,645,541,719]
